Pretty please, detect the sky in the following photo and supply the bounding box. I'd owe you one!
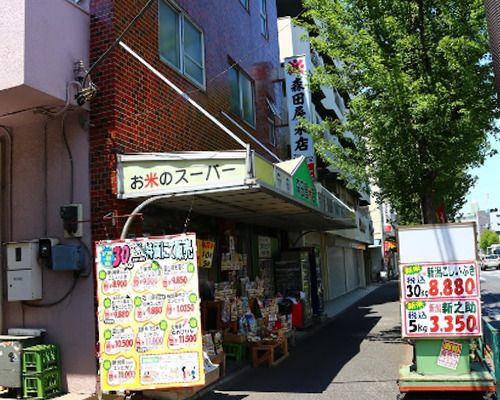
[461,137,500,214]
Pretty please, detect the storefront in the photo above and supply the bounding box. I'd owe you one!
[101,149,356,396]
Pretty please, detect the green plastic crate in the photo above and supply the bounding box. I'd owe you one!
[23,345,60,373]
[23,367,61,400]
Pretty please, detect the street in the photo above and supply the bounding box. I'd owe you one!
[480,268,500,319]
[197,281,496,400]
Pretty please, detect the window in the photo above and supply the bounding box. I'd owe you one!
[239,0,249,10]
[159,1,205,87]
[259,0,268,38]
[229,67,255,127]
[266,98,279,146]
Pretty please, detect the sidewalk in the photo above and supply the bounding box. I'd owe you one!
[193,280,411,400]
[187,281,393,400]
[44,283,389,400]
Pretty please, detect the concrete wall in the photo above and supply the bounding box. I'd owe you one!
[0,1,25,91]
[0,0,89,102]
[25,0,90,102]
[3,112,95,394]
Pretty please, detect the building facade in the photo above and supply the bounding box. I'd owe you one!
[276,1,374,301]
[0,0,95,393]
[485,0,500,95]
[90,0,284,240]
[0,0,365,396]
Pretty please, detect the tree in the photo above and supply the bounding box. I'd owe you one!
[299,0,498,224]
[480,229,500,251]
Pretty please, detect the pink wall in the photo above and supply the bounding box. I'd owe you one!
[3,107,96,395]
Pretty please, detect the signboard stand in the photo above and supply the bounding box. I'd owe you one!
[396,223,495,399]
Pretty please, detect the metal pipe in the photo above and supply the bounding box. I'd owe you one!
[119,41,248,149]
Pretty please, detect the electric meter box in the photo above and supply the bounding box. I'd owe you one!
[51,244,84,271]
[6,241,42,301]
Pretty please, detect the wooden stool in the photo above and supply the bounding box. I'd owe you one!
[250,337,288,367]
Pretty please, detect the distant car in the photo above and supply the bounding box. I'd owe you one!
[481,254,500,270]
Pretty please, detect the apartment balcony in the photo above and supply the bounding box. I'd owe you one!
[0,0,89,121]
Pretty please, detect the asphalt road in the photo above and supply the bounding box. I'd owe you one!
[480,267,500,322]
[200,282,413,400]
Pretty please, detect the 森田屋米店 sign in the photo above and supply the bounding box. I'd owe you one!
[95,233,204,392]
[284,55,316,178]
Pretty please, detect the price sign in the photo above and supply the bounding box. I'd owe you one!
[197,240,215,269]
[100,269,131,294]
[168,318,199,350]
[134,294,166,322]
[95,234,204,392]
[165,291,198,320]
[104,357,137,386]
[104,327,135,355]
[132,261,162,291]
[162,262,195,290]
[437,340,463,370]
[401,262,479,300]
[103,295,133,324]
[135,323,166,353]
[401,299,482,338]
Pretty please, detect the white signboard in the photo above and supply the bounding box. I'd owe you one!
[117,154,247,198]
[284,55,316,178]
[398,224,476,263]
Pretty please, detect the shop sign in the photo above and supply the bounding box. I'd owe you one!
[258,236,272,258]
[401,262,479,301]
[316,184,354,220]
[274,166,293,196]
[401,298,481,338]
[117,155,247,198]
[292,159,318,207]
[95,233,204,392]
[437,339,463,370]
[196,239,215,269]
[284,55,316,178]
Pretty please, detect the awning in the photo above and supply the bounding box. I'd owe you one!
[116,151,356,231]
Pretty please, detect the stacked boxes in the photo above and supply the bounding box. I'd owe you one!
[22,345,61,399]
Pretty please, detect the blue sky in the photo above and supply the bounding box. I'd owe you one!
[461,136,500,213]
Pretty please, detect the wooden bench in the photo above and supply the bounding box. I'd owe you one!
[250,337,288,367]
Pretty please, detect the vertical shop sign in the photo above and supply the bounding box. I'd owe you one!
[95,233,204,392]
[284,55,316,178]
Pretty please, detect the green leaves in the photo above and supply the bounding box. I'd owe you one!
[480,230,500,251]
[299,0,499,223]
